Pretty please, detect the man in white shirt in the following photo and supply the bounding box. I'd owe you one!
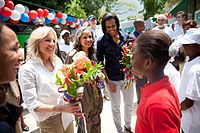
[152,14,175,40]
[171,11,186,40]
[178,28,200,133]
[88,15,103,50]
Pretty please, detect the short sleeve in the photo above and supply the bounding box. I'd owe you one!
[186,70,200,101]
[96,39,105,62]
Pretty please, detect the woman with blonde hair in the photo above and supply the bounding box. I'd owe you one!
[18,26,80,133]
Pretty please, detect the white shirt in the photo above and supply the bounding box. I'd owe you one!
[152,26,175,40]
[171,21,184,40]
[178,56,200,133]
[18,56,73,125]
[164,62,180,92]
[90,27,103,50]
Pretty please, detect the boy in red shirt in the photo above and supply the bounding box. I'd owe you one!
[132,30,181,133]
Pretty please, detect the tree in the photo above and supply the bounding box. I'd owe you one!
[139,0,181,20]
[65,0,87,18]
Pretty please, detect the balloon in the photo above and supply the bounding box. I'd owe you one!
[43,9,49,18]
[28,10,38,19]
[10,10,21,21]
[5,0,14,10]
[1,6,11,17]
[51,17,58,24]
[57,18,62,23]
[62,13,67,19]
[45,18,51,24]
[0,0,5,8]
[21,13,29,22]
[83,21,89,27]
[9,18,19,24]
[61,19,66,25]
[67,16,72,22]
[36,8,44,17]
[0,14,9,21]
[76,24,80,29]
[24,5,29,13]
[39,17,45,23]
[14,4,25,14]
[47,12,55,20]
[56,11,63,18]
[70,22,76,28]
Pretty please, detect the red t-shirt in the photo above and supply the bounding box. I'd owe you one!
[135,76,180,133]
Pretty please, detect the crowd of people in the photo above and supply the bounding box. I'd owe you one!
[0,10,200,133]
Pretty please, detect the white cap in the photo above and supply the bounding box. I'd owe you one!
[179,28,200,45]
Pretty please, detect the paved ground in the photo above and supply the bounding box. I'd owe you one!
[22,88,138,133]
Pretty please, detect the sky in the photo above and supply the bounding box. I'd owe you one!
[111,0,144,21]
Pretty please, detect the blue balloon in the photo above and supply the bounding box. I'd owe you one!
[45,18,51,25]
[57,18,62,23]
[80,19,83,26]
[0,14,9,22]
[21,13,29,23]
[67,16,72,22]
[71,17,76,22]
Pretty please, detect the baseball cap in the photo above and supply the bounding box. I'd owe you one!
[179,28,200,45]
[88,15,96,21]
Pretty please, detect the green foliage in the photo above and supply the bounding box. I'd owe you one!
[65,0,87,18]
[140,0,179,20]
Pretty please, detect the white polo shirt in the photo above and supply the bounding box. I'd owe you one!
[178,56,200,133]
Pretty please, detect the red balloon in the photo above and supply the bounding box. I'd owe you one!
[56,11,63,18]
[5,1,14,10]
[51,17,58,24]
[36,8,44,17]
[68,21,73,25]
[28,10,38,19]
[1,7,12,17]
[76,24,80,29]
[9,18,19,24]
[43,9,49,18]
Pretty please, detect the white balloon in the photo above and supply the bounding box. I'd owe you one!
[62,13,67,19]
[47,12,55,20]
[71,22,76,28]
[10,10,21,21]
[83,21,88,27]
[39,17,45,23]
[24,6,29,13]
[61,19,66,25]
[0,0,5,9]
[14,4,25,14]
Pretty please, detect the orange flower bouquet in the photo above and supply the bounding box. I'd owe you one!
[55,51,105,102]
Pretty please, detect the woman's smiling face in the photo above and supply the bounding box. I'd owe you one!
[79,29,94,49]
[0,25,22,83]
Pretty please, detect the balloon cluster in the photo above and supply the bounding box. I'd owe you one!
[0,0,89,28]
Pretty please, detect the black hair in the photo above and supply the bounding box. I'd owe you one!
[136,30,172,67]
[101,12,120,34]
[73,27,95,60]
[177,11,186,18]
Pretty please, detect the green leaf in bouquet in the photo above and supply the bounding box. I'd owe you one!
[55,70,64,85]
[86,61,92,72]
[66,80,78,98]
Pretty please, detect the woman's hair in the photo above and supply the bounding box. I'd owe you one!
[101,12,120,34]
[73,27,94,60]
[27,26,57,58]
[136,30,172,67]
